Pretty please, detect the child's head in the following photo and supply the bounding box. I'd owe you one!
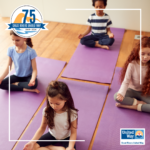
[120,36,150,95]
[45,81,78,129]
[10,30,33,48]
[92,0,107,16]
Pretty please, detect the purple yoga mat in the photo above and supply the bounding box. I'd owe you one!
[15,79,109,150]
[92,67,150,150]
[0,57,66,150]
[62,28,125,83]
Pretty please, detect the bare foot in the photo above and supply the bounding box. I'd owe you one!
[95,42,109,50]
[115,103,137,110]
[34,89,40,94]
[101,45,109,50]
[137,101,147,105]
[116,103,122,107]
[12,82,19,86]
[23,88,40,93]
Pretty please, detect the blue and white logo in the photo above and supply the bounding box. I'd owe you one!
[120,128,145,145]
[6,5,48,38]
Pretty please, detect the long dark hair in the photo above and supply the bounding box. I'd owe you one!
[120,36,150,95]
[45,81,78,129]
[10,30,33,48]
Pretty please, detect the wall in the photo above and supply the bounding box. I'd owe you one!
[0,0,149,31]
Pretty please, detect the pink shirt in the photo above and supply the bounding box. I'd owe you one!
[118,60,148,97]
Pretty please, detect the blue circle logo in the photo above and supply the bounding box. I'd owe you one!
[7,5,48,38]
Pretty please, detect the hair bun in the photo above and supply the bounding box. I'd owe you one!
[50,81,59,89]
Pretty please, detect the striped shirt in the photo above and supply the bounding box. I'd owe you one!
[86,13,112,34]
[7,45,37,77]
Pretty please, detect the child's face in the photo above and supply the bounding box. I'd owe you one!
[139,47,150,64]
[11,35,26,47]
[94,1,106,16]
[48,95,66,112]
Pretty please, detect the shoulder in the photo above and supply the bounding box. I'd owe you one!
[104,13,111,19]
[70,109,78,121]
[26,45,37,57]
[127,61,136,71]
[129,60,136,66]
[7,46,15,56]
[8,46,15,52]
[26,45,35,52]
[42,107,47,116]
[91,13,96,16]
[89,13,96,18]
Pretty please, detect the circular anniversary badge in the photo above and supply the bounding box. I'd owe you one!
[7,5,48,38]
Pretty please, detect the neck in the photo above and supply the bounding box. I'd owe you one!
[16,44,27,51]
[96,12,104,17]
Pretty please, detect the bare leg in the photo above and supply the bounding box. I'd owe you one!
[23,88,40,93]
[95,41,109,50]
[137,101,147,105]
[116,103,137,110]
[12,82,40,93]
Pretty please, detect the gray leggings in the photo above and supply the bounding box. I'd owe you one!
[114,88,150,113]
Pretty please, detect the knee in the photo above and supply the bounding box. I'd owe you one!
[108,38,115,46]
[80,38,85,45]
[114,92,118,102]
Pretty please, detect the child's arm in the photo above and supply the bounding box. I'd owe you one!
[78,26,91,39]
[0,57,12,84]
[23,115,47,150]
[117,63,132,101]
[66,119,77,150]
[28,58,37,86]
[107,28,114,38]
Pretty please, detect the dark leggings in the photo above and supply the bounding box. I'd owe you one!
[114,88,150,113]
[37,132,76,149]
[80,34,115,47]
[0,75,38,91]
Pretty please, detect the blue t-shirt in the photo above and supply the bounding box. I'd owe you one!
[7,45,37,77]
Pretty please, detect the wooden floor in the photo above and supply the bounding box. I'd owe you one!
[0,16,150,150]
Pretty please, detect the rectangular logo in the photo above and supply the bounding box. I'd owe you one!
[120,128,145,145]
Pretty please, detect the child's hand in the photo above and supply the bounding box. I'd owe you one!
[117,93,124,102]
[108,33,114,38]
[23,142,35,150]
[78,34,84,39]
[66,147,75,150]
[28,80,35,86]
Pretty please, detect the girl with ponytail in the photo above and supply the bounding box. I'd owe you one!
[0,31,39,93]
[24,81,78,150]
[114,36,150,113]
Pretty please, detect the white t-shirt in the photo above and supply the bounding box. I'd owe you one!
[43,107,78,140]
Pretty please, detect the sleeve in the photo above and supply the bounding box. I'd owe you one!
[118,63,133,97]
[42,107,46,117]
[7,47,12,57]
[30,49,37,60]
[86,15,92,26]
[71,110,78,122]
[107,15,112,28]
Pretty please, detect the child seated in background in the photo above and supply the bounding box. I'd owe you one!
[78,0,114,50]
[114,36,150,113]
